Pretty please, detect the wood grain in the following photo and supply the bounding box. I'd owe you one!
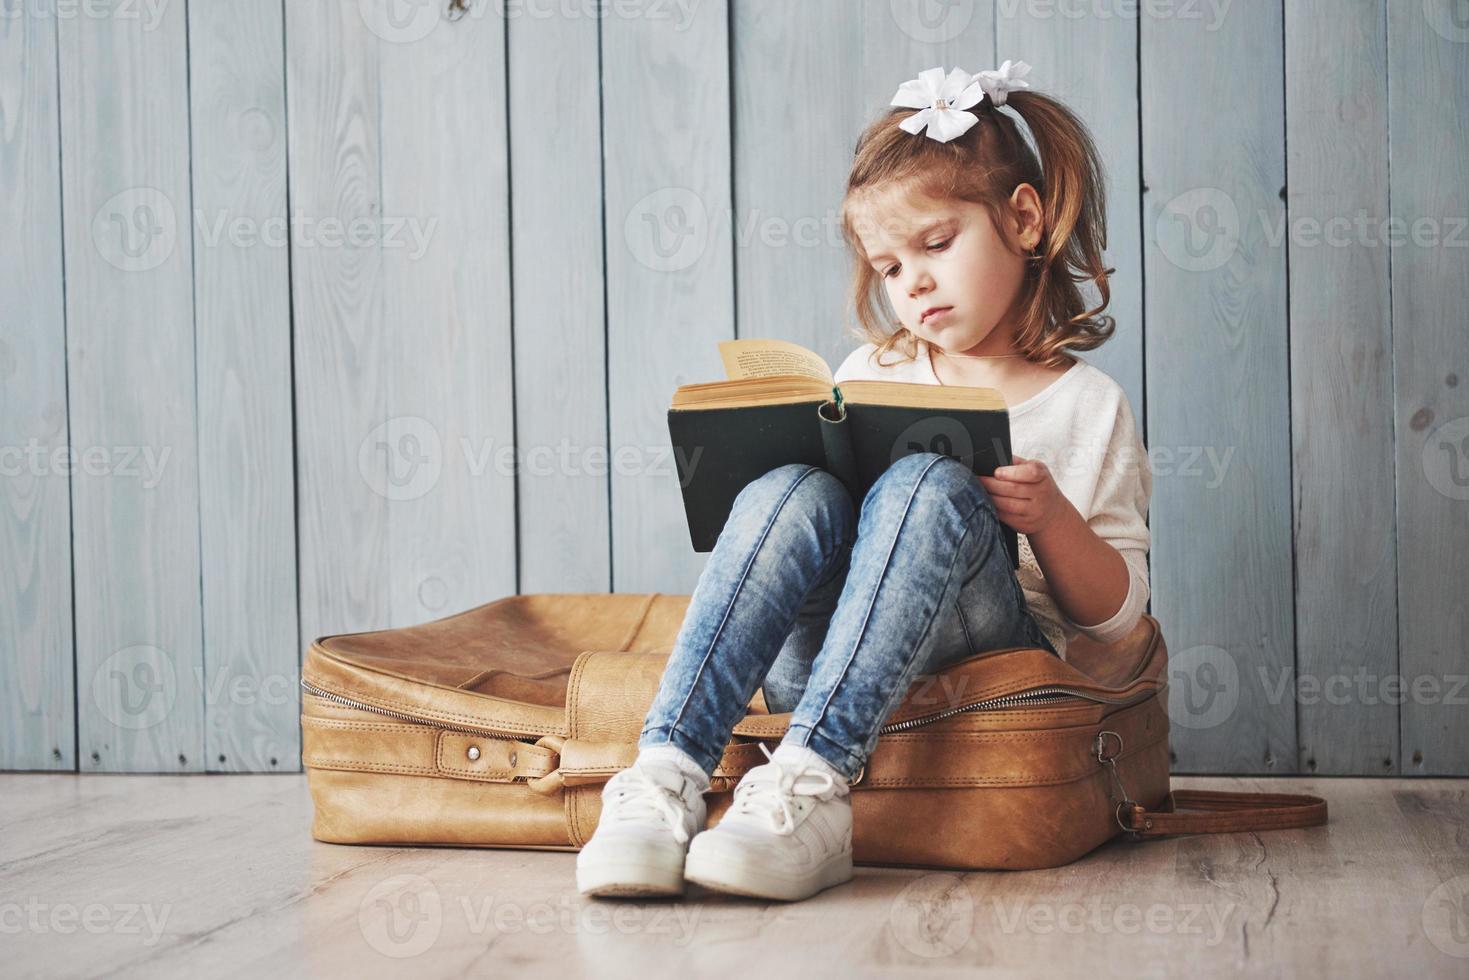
[58,0,204,772]
[0,0,74,770]
[2,774,1465,976]
[1141,1,1297,773]
[188,0,299,773]
[1388,0,1469,776]
[1285,0,1397,776]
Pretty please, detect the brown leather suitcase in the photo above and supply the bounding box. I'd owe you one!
[300,592,1325,870]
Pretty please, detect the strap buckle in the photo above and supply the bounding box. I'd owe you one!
[1094,730,1142,838]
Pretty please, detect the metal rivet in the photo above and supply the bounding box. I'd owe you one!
[508,751,518,767]
[467,745,481,761]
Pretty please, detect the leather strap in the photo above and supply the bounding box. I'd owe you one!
[1120,789,1327,837]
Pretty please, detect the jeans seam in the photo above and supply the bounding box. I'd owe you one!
[663,464,826,738]
[800,453,970,741]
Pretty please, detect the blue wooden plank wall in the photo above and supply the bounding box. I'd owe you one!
[1,0,1465,775]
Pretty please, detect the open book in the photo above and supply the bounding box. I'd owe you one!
[667,338,1018,568]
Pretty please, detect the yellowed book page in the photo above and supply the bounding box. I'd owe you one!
[718,338,833,384]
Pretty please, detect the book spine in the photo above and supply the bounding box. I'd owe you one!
[818,398,862,502]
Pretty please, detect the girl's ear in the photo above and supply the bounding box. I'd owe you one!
[1008,182,1045,249]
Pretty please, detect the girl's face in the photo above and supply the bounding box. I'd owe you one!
[855,185,1043,354]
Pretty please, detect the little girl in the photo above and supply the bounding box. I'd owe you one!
[577,62,1152,902]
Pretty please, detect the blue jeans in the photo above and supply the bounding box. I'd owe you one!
[639,452,1059,783]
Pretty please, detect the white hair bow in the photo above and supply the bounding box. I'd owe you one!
[977,59,1032,106]
[890,61,1033,144]
[890,67,985,144]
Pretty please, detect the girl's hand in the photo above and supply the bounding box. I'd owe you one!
[977,454,1065,536]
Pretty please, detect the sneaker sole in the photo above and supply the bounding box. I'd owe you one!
[576,858,686,898]
[683,846,853,902]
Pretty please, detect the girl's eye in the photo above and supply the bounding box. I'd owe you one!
[882,240,949,278]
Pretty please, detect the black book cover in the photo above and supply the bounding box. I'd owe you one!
[667,394,1018,569]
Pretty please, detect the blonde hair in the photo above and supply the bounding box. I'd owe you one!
[840,90,1116,369]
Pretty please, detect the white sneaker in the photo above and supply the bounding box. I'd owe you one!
[683,744,854,901]
[575,757,708,897]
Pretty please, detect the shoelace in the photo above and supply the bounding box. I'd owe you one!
[608,765,695,844]
[729,743,837,836]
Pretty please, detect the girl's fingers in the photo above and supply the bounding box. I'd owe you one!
[993,460,1043,483]
[980,476,1034,499]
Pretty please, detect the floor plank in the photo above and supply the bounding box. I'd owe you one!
[2,775,1466,977]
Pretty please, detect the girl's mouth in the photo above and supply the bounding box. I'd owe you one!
[921,307,953,325]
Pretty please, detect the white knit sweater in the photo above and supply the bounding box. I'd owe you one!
[833,337,1153,660]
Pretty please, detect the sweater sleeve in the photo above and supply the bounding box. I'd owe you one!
[1067,389,1153,645]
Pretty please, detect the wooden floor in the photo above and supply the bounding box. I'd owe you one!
[2,775,1466,978]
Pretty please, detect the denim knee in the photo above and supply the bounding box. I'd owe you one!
[860,452,993,524]
[734,463,856,549]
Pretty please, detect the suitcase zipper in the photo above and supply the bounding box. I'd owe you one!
[302,679,1149,739]
[299,678,530,740]
[877,685,1147,734]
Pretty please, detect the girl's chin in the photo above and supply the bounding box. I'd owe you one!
[920,323,979,350]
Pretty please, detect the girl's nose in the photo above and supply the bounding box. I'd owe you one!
[908,268,934,297]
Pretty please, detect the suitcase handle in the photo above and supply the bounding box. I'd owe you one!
[1119,789,1328,837]
[1095,730,1327,838]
